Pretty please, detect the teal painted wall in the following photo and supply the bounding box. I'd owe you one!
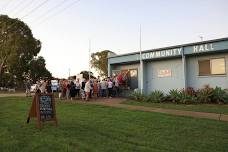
[108,38,228,94]
[108,39,228,64]
[144,58,184,94]
[108,54,139,64]
[186,53,228,89]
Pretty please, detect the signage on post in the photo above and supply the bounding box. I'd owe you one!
[27,93,57,128]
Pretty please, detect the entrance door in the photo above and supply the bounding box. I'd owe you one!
[129,69,138,89]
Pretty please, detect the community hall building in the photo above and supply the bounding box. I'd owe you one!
[108,37,228,94]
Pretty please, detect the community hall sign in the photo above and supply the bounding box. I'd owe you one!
[142,43,214,60]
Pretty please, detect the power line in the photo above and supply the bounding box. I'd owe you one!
[0,0,82,42]
[7,0,27,16]
[1,0,14,13]
[34,0,81,27]
[11,0,35,17]
[21,0,50,19]
[0,0,50,41]
[30,0,69,23]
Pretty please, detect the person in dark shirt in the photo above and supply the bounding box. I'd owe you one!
[46,80,52,93]
[70,81,76,100]
[81,79,86,90]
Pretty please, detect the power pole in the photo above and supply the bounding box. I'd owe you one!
[139,25,143,94]
[89,39,91,80]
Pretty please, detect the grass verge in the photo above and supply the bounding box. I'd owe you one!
[0,97,227,152]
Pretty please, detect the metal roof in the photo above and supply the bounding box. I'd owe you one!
[108,37,228,59]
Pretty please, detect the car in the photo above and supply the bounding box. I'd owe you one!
[51,80,59,92]
[30,84,37,93]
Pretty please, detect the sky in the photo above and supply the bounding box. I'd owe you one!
[0,0,228,78]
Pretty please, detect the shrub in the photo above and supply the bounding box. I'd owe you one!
[183,87,196,96]
[168,88,197,104]
[146,90,165,103]
[224,89,228,104]
[129,90,145,101]
[168,89,180,103]
[178,91,197,104]
[129,85,228,104]
[212,87,228,104]
[196,85,214,103]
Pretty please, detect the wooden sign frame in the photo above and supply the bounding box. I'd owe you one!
[27,93,57,128]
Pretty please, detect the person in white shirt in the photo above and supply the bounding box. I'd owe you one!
[114,76,120,97]
[84,80,90,101]
[40,80,47,94]
[107,79,113,98]
[100,79,107,97]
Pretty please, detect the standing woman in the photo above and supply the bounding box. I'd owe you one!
[40,80,47,94]
[93,79,98,99]
[84,79,90,101]
[70,81,76,100]
[66,82,71,100]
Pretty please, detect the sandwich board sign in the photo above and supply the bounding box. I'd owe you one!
[27,93,57,128]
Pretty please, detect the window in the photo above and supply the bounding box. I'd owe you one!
[211,58,226,75]
[198,58,226,76]
[199,60,210,76]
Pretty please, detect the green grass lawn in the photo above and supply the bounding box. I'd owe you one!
[0,97,228,152]
[122,100,228,115]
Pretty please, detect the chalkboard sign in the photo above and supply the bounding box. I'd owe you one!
[27,93,57,128]
[39,95,53,121]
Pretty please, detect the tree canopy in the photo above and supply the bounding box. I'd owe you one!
[0,15,51,87]
[80,70,96,80]
[90,50,115,77]
[29,56,52,82]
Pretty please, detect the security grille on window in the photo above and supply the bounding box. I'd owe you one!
[198,58,226,76]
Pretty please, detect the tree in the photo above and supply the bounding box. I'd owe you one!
[0,15,41,82]
[90,50,115,77]
[0,72,16,88]
[29,56,52,82]
[80,71,96,80]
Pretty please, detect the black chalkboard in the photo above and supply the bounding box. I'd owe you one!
[27,93,57,128]
[39,95,53,121]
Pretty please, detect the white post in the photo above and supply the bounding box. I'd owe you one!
[139,25,143,94]
[182,47,186,89]
[89,39,91,80]
[68,68,71,79]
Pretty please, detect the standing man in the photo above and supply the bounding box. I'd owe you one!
[75,79,81,99]
[100,79,107,97]
[25,79,31,97]
[107,79,113,98]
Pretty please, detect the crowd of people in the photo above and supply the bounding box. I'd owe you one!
[25,75,123,101]
[58,77,121,101]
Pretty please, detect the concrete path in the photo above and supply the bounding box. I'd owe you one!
[85,98,228,122]
[1,94,228,122]
[0,93,26,97]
